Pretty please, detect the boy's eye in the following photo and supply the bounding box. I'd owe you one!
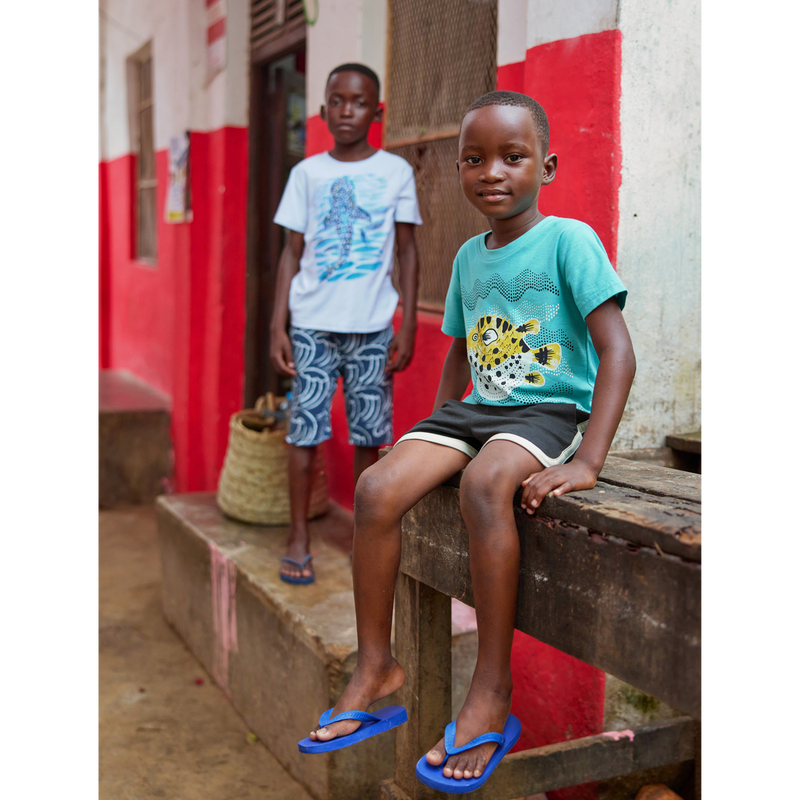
[506,154,524,163]
[465,157,482,165]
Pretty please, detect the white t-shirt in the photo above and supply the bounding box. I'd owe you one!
[273,150,422,333]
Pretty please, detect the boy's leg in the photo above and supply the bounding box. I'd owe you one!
[353,445,379,487]
[280,443,317,580]
[309,439,470,742]
[425,440,544,780]
[282,327,340,579]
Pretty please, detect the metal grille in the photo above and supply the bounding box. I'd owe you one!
[392,138,488,308]
[251,0,305,60]
[387,0,497,309]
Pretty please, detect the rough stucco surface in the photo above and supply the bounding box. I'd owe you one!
[615,0,701,448]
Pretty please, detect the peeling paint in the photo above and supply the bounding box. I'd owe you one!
[602,728,635,741]
[210,542,239,693]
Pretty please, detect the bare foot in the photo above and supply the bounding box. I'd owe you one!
[281,534,313,581]
[425,685,512,781]
[309,659,405,742]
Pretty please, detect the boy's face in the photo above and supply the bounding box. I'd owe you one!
[321,71,382,146]
[457,105,557,221]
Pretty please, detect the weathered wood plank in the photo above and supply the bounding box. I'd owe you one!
[600,456,701,504]
[438,459,700,560]
[394,574,453,799]
[666,431,702,455]
[467,717,697,799]
[401,486,701,718]
[539,482,700,561]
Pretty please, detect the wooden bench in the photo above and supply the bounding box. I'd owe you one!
[378,455,701,800]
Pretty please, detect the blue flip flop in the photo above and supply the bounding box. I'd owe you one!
[298,705,408,753]
[415,713,521,793]
[280,555,315,585]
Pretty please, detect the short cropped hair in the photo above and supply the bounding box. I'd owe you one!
[465,91,550,155]
[327,63,380,99]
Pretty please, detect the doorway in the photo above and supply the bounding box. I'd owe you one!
[245,46,306,406]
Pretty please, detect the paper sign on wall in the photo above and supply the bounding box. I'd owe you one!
[165,132,192,223]
[207,0,227,79]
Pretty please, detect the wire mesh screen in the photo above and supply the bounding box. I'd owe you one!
[387,0,497,309]
[391,138,488,308]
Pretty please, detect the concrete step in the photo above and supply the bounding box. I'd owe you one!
[100,370,172,508]
[156,493,477,800]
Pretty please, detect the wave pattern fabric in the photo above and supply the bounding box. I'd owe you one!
[287,326,394,448]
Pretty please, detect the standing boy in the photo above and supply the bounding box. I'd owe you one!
[300,91,636,794]
[271,63,421,584]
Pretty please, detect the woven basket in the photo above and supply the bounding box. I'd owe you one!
[217,405,329,525]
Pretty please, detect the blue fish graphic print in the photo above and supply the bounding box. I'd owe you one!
[322,177,372,278]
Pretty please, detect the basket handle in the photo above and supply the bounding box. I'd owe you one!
[255,393,277,412]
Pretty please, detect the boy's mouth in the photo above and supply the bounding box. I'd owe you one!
[477,189,510,200]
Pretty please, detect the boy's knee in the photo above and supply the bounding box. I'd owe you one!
[460,462,515,518]
[355,464,394,521]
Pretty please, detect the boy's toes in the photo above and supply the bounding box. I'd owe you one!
[425,738,446,766]
[310,719,360,742]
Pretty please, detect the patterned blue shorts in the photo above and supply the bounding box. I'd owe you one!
[286,326,394,447]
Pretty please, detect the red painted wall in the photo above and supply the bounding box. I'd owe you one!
[100,126,248,493]
[520,30,622,266]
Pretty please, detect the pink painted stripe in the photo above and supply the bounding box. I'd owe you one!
[210,543,238,693]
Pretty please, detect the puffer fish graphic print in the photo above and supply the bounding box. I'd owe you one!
[466,315,562,401]
[322,177,371,278]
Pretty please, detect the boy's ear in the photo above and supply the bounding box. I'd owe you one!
[542,153,558,185]
[320,104,327,121]
[373,102,384,123]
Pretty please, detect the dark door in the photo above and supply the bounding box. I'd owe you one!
[245,46,306,406]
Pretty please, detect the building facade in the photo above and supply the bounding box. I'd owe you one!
[100,0,699,791]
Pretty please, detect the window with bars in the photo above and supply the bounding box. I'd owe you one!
[386,0,497,310]
[129,44,157,262]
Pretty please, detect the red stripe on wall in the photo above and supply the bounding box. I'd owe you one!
[100,126,248,494]
[523,29,622,266]
[207,17,226,44]
[497,60,525,93]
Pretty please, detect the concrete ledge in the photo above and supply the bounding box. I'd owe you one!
[100,370,172,508]
[156,493,476,800]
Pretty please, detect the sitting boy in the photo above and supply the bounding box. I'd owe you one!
[300,90,636,793]
[271,63,421,584]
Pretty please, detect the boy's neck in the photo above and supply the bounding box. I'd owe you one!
[485,206,545,250]
[328,140,378,163]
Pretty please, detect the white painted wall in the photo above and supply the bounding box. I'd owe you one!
[525,0,618,50]
[498,0,528,67]
[307,0,388,113]
[615,0,701,447]
[99,0,250,161]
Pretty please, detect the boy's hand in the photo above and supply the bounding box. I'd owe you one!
[270,329,297,376]
[386,325,415,373]
[519,458,598,514]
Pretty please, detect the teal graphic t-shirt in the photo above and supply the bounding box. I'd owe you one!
[442,216,627,414]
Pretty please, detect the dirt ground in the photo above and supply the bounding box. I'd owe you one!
[99,504,314,800]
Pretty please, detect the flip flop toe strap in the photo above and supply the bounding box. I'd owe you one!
[443,720,505,756]
[318,708,381,728]
[281,555,313,570]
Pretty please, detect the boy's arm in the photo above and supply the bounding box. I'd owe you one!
[521,298,636,513]
[386,222,419,373]
[432,338,471,411]
[269,230,305,376]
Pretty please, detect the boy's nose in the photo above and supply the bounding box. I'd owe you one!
[482,160,505,181]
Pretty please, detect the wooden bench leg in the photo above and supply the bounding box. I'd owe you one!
[391,572,453,800]
[694,722,706,800]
